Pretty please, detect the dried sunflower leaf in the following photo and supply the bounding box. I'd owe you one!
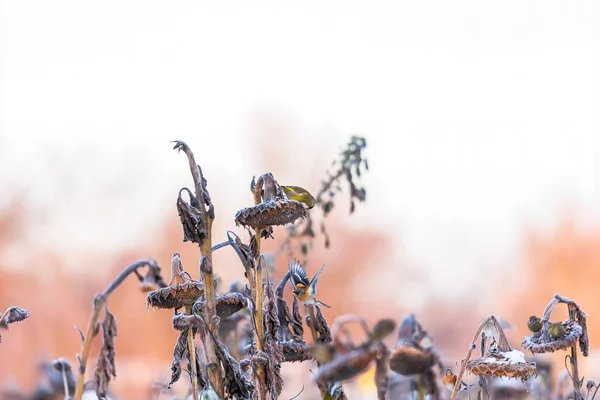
[94,308,118,398]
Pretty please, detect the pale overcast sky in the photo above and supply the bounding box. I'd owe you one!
[1,1,598,306]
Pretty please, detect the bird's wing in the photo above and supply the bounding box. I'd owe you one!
[309,264,326,295]
[289,259,309,289]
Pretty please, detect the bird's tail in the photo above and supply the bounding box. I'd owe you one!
[316,300,331,309]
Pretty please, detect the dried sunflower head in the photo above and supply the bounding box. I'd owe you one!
[315,347,379,384]
[389,346,435,376]
[388,314,436,376]
[521,319,582,354]
[147,281,205,309]
[235,198,308,230]
[146,253,207,310]
[467,349,536,381]
[235,173,308,231]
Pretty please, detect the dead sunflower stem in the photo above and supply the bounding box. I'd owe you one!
[174,141,224,398]
[74,260,158,400]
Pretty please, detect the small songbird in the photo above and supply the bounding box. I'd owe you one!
[528,316,543,333]
[443,369,469,392]
[282,186,316,209]
[549,322,566,339]
[288,259,330,308]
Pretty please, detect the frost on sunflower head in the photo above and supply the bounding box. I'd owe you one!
[521,293,589,356]
[467,317,537,382]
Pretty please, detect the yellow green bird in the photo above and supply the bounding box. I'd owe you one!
[528,316,543,333]
[282,185,316,209]
[549,322,566,339]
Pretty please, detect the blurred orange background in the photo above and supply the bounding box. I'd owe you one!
[1,1,599,399]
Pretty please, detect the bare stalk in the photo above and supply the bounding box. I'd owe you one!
[185,305,199,400]
[74,260,157,400]
[60,367,71,399]
[450,315,504,400]
[249,178,268,398]
[175,141,224,397]
[306,305,319,344]
[306,304,329,398]
[477,333,486,400]
[255,250,267,399]
[568,305,582,398]
[416,375,425,400]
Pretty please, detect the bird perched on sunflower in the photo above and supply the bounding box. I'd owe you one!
[281,185,316,209]
[549,322,566,339]
[288,259,330,308]
[528,316,543,333]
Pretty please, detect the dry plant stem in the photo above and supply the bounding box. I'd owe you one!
[254,236,264,346]
[61,369,70,399]
[199,221,223,398]
[416,376,425,400]
[250,179,268,399]
[254,238,268,400]
[450,315,504,400]
[477,333,486,400]
[568,306,581,398]
[186,305,199,400]
[306,305,328,398]
[176,142,224,397]
[74,260,155,400]
[307,305,319,344]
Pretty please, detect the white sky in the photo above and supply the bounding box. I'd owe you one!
[1,0,599,306]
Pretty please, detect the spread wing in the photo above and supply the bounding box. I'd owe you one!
[308,264,326,296]
[288,259,310,289]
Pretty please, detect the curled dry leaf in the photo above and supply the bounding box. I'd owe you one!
[281,341,312,362]
[1,306,30,324]
[313,306,333,343]
[138,260,167,292]
[0,306,30,344]
[262,281,283,398]
[168,330,205,390]
[177,187,208,245]
[94,308,118,399]
[213,333,255,399]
